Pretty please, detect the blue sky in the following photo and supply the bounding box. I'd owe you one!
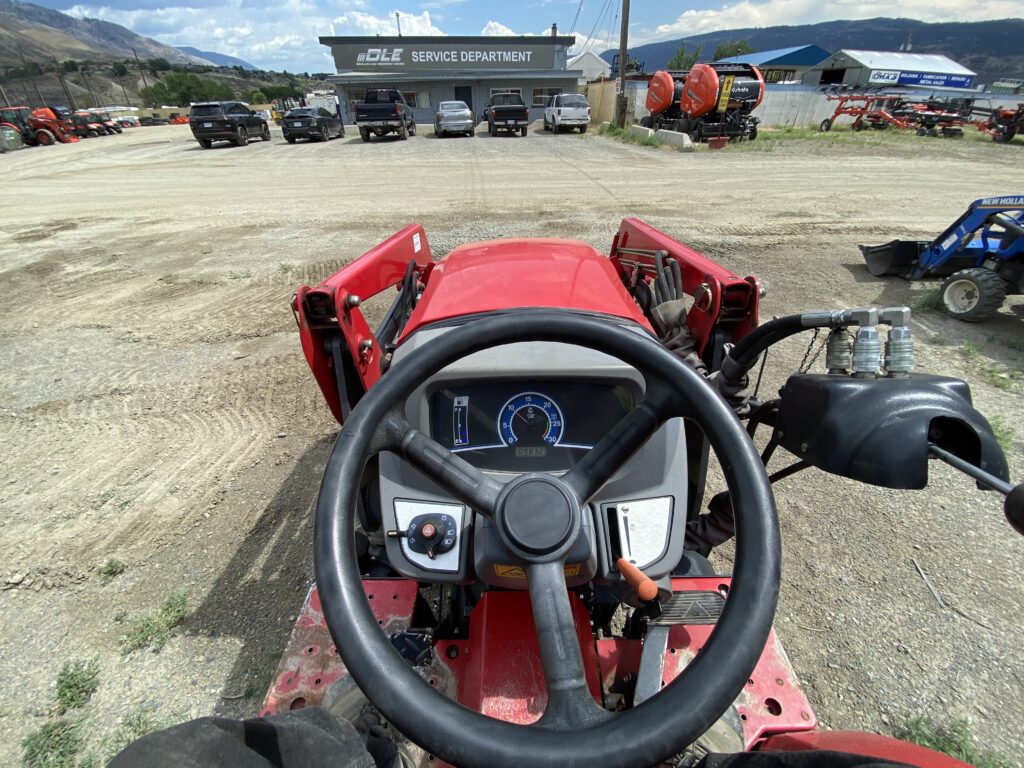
[42,0,1021,73]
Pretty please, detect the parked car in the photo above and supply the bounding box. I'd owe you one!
[433,101,475,137]
[89,110,123,134]
[282,107,344,143]
[354,89,416,141]
[112,114,140,128]
[71,111,106,138]
[543,93,591,133]
[189,101,271,148]
[483,92,529,137]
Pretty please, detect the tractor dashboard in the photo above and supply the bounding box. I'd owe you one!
[376,324,689,591]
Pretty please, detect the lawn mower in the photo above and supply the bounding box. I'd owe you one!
[861,195,1024,321]
[269,219,1021,767]
[640,64,763,141]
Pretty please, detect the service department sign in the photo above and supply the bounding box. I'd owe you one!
[333,42,556,71]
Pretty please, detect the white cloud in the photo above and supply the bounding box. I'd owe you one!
[61,2,452,72]
[479,20,518,36]
[333,9,444,36]
[650,0,1021,41]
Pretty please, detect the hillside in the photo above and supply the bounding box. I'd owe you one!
[177,46,256,71]
[0,0,202,67]
[604,17,1024,85]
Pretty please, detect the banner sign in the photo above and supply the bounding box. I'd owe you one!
[896,72,974,88]
[332,43,557,71]
[869,69,973,88]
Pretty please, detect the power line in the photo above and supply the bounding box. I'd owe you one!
[578,0,613,56]
[568,0,584,34]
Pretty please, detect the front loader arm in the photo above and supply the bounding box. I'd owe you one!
[292,225,433,424]
[609,217,761,355]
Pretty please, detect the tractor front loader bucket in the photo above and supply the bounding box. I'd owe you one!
[859,240,924,277]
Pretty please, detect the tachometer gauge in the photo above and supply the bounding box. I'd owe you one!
[498,392,564,447]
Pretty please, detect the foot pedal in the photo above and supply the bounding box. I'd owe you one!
[651,591,725,625]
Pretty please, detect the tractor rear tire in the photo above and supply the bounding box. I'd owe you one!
[35,129,56,145]
[993,127,1016,143]
[819,119,832,132]
[940,268,1007,322]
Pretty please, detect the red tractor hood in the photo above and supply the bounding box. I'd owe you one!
[400,238,651,341]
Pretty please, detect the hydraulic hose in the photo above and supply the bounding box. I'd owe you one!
[727,314,805,369]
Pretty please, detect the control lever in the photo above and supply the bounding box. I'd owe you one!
[616,558,659,602]
[928,443,1024,536]
[617,558,669,705]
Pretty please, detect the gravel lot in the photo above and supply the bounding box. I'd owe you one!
[1,123,1022,764]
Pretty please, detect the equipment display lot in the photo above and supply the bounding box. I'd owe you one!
[1,123,1022,763]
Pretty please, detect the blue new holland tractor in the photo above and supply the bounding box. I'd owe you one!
[861,195,1024,321]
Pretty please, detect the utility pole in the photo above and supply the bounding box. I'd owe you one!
[614,0,630,128]
[80,66,99,108]
[54,60,77,110]
[395,12,402,36]
[17,46,45,106]
[118,77,132,107]
[132,48,149,89]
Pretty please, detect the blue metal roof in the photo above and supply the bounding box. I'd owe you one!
[716,45,831,68]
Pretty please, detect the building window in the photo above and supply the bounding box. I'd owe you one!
[764,69,797,83]
[490,88,522,98]
[532,87,563,107]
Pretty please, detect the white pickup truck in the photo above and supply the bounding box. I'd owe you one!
[543,93,591,133]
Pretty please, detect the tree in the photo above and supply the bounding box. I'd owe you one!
[147,57,172,73]
[112,62,129,77]
[62,59,79,72]
[667,44,703,71]
[247,89,268,104]
[139,82,172,107]
[713,40,756,61]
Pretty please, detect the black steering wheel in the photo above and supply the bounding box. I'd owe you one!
[315,310,780,768]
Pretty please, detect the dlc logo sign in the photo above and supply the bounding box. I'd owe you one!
[357,48,404,66]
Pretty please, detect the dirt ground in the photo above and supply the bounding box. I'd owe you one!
[1,123,1022,765]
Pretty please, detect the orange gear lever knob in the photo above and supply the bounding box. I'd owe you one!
[616,558,659,602]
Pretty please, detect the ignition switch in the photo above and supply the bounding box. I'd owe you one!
[388,513,457,560]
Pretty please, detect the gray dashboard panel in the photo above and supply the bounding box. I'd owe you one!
[378,322,689,585]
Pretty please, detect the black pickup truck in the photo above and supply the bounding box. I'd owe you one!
[354,89,416,141]
[483,92,529,137]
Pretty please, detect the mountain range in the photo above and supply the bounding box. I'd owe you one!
[602,17,1024,85]
[0,0,243,69]
[176,46,255,71]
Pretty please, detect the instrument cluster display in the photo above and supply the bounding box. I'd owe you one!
[430,381,635,471]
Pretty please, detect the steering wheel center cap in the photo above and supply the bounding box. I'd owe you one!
[496,475,580,559]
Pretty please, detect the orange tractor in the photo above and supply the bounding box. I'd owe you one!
[0,106,78,146]
[640,63,764,141]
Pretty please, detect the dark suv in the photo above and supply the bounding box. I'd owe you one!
[189,101,271,148]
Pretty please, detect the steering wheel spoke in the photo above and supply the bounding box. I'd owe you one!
[378,408,502,518]
[526,560,611,730]
[563,392,671,504]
